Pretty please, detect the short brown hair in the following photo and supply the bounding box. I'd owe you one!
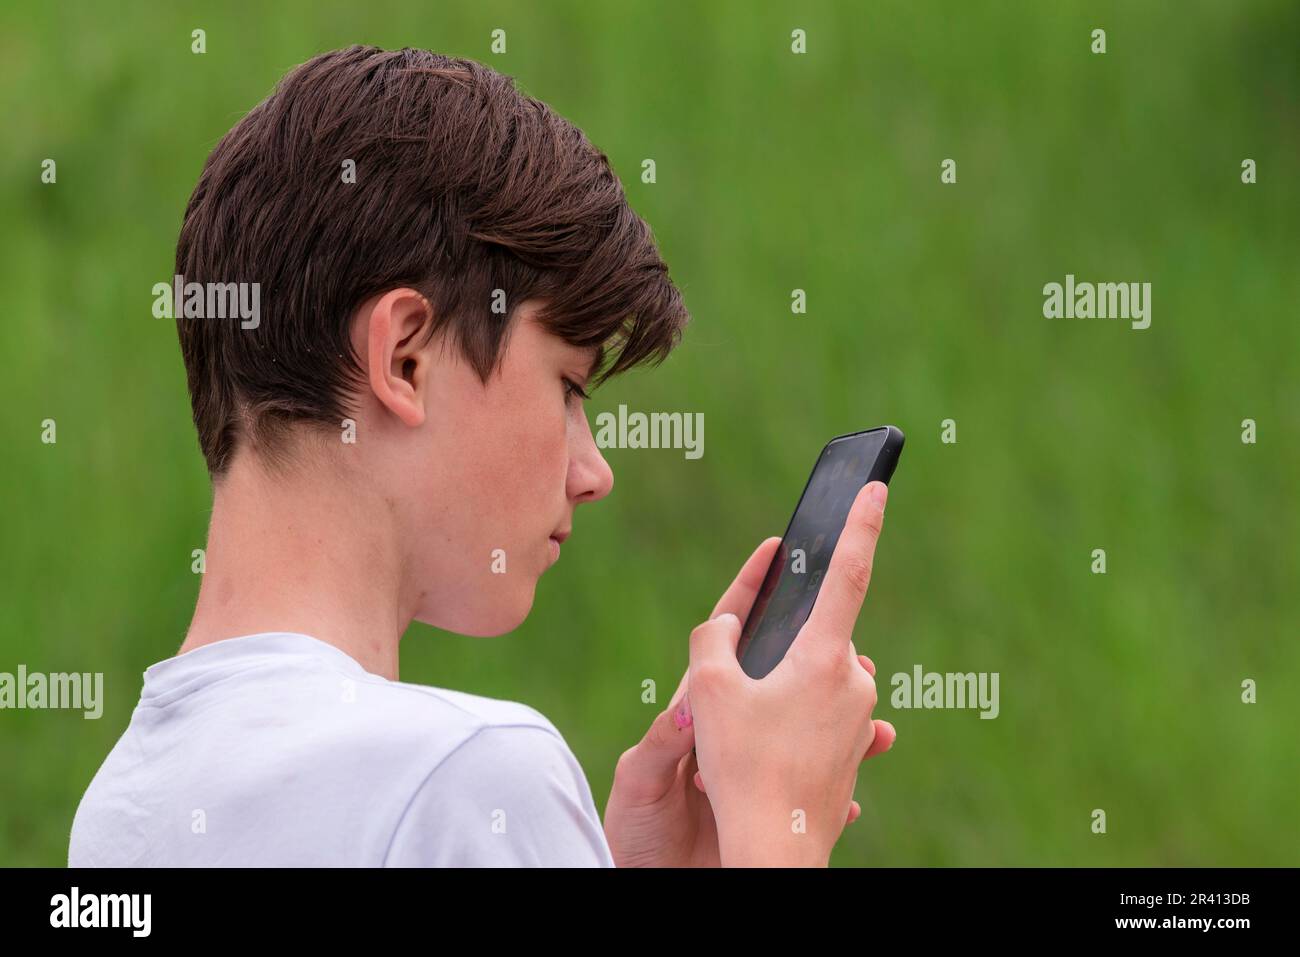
[175,45,688,475]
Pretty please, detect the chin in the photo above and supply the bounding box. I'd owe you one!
[413,586,536,637]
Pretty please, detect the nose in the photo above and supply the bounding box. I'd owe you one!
[569,411,614,504]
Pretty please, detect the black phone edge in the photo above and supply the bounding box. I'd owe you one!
[827,425,905,487]
[735,424,905,667]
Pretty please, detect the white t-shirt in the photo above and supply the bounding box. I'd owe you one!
[68,632,615,867]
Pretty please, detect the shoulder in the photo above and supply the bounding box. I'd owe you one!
[278,656,570,766]
[384,721,614,867]
[329,672,576,773]
[382,678,566,742]
[374,692,614,867]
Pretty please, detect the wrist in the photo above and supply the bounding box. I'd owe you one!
[716,807,831,867]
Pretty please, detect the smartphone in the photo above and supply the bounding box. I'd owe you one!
[735,426,904,679]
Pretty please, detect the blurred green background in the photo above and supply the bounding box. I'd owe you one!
[1,0,1297,867]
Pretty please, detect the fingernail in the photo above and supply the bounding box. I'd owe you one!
[712,612,739,626]
[869,482,888,509]
[675,697,693,729]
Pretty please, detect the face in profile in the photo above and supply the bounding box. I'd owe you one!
[366,299,615,638]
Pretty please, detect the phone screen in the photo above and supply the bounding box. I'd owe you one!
[735,428,900,679]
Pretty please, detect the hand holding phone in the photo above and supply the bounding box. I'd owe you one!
[685,426,902,865]
[688,471,897,865]
[736,426,903,678]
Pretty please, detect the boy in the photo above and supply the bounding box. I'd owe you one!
[69,46,894,868]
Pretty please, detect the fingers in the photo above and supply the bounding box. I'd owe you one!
[691,537,779,673]
[852,651,894,758]
[801,482,888,649]
[846,800,861,825]
[680,540,780,758]
[688,611,745,672]
[616,683,700,791]
[710,536,782,621]
[844,725,896,826]
[862,719,895,759]
[666,667,690,715]
[849,639,876,676]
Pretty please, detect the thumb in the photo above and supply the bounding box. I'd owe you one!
[636,612,742,773]
[624,668,699,785]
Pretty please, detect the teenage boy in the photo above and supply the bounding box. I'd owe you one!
[69,46,894,868]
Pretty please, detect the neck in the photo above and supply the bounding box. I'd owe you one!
[180,453,411,680]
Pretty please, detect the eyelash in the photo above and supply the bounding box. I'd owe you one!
[562,377,590,403]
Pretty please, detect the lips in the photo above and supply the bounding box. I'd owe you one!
[548,528,570,565]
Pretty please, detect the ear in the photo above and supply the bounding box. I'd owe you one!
[364,288,434,428]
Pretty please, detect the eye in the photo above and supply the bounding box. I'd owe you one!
[562,377,590,404]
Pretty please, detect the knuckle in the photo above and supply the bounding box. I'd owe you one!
[690,660,729,693]
[653,700,677,730]
[613,746,639,781]
[839,553,875,593]
[859,670,879,709]
[852,498,885,539]
[862,715,879,750]
[799,639,843,680]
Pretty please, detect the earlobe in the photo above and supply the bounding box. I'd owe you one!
[365,288,432,429]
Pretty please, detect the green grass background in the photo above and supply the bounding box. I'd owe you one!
[1,0,1296,866]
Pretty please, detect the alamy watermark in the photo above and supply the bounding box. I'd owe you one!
[50,887,150,937]
[890,664,999,719]
[594,404,704,459]
[1,666,103,719]
[152,273,261,329]
[1043,273,1150,330]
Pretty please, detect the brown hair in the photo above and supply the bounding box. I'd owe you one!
[175,45,688,475]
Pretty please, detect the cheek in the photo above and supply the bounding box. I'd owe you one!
[461,382,568,510]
